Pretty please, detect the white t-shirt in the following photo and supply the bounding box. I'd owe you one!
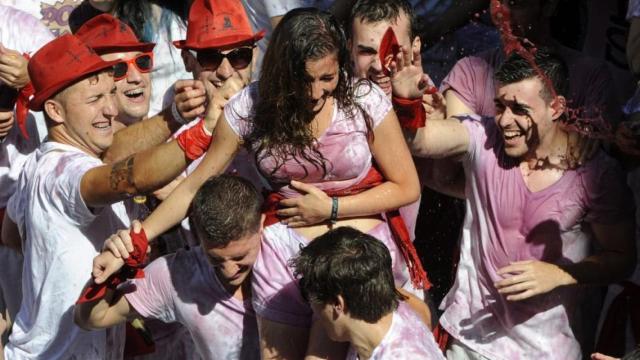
[0,0,80,36]
[0,5,52,207]
[4,142,141,359]
[125,246,260,359]
[241,0,311,80]
[346,302,445,360]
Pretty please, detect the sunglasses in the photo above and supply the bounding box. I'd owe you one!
[190,46,254,71]
[113,53,154,81]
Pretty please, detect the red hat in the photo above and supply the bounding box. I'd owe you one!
[28,34,120,111]
[75,14,155,54]
[173,0,265,51]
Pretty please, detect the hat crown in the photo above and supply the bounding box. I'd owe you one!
[175,0,264,50]
[75,13,155,54]
[28,34,118,110]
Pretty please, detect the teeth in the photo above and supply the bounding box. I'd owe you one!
[503,130,522,139]
[93,122,111,129]
[124,88,143,96]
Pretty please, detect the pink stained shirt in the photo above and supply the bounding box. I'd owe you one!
[125,246,259,359]
[346,302,445,360]
[438,115,634,359]
[224,81,418,327]
[440,46,616,120]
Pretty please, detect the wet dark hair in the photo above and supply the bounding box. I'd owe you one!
[292,227,405,323]
[348,0,417,39]
[494,47,569,103]
[246,8,372,182]
[190,175,262,248]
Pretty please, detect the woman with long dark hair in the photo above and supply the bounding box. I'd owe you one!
[111,8,422,358]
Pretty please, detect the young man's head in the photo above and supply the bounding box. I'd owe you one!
[292,227,404,342]
[29,34,120,157]
[175,0,264,91]
[190,175,264,288]
[348,0,419,96]
[493,48,568,159]
[76,14,155,125]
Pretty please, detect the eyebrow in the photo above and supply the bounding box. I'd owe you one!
[357,44,377,53]
[494,96,532,111]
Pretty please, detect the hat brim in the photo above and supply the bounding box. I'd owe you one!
[173,30,265,51]
[93,42,156,55]
[29,58,121,111]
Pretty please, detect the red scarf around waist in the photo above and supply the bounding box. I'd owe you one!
[263,166,431,290]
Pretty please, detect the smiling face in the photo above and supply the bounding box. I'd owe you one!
[494,77,562,159]
[46,71,118,157]
[202,231,261,288]
[350,10,418,97]
[100,51,151,125]
[304,52,340,112]
[183,45,256,90]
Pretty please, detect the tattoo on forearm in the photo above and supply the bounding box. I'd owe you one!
[109,156,135,192]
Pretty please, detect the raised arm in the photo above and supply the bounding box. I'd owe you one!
[139,115,242,240]
[405,117,470,159]
[102,107,183,164]
[74,251,136,330]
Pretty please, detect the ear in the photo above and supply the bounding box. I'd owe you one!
[181,49,196,73]
[259,213,266,232]
[43,98,65,125]
[549,95,566,121]
[333,295,346,315]
[411,36,421,54]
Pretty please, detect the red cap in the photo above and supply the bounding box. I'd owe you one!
[75,14,155,54]
[173,0,265,51]
[28,34,120,111]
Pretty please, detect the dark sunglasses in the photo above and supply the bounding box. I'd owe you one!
[113,53,154,81]
[191,46,254,71]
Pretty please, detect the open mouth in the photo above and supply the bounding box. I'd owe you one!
[370,75,392,94]
[92,120,112,131]
[124,88,145,100]
[502,129,526,145]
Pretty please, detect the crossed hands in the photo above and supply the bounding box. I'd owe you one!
[173,76,245,132]
[388,44,445,120]
[495,260,574,301]
[93,220,147,284]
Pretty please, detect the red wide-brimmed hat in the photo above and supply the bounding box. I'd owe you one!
[75,14,155,54]
[28,34,120,111]
[173,0,265,51]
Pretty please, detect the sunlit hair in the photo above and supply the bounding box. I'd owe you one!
[245,8,372,181]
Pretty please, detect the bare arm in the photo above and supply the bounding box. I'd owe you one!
[140,115,241,240]
[102,107,182,164]
[337,110,421,217]
[495,220,636,301]
[405,116,470,160]
[74,251,136,330]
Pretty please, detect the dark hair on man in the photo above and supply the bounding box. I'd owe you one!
[190,175,263,248]
[494,47,569,103]
[292,227,405,323]
[348,0,416,40]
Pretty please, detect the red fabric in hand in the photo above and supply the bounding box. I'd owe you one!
[379,27,400,77]
[392,96,426,130]
[76,228,148,304]
[176,119,212,160]
[15,53,33,140]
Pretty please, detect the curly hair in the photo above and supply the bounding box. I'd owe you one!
[245,8,372,182]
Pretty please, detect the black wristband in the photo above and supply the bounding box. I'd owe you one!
[330,197,339,224]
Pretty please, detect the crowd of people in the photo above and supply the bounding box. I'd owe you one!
[0,0,638,359]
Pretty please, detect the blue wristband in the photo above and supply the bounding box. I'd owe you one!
[330,197,339,224]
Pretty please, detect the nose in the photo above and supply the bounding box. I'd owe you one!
[370,55,383,73]
[215,58,234,81]
[311,82,327,101]
[220,261,240,278]
[497,107,514,127]
[104,92,118,118]
[125,63,143,83]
